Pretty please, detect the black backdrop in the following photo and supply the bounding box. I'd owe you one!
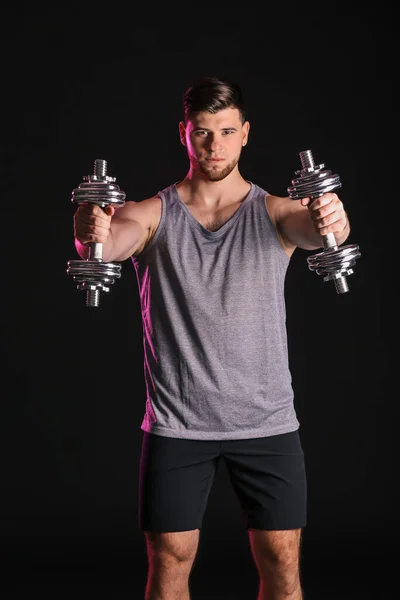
[3,3,396,598]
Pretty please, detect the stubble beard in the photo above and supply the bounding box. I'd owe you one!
[195,156,240,182]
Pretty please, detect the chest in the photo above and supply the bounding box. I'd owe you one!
[187,202,243,232]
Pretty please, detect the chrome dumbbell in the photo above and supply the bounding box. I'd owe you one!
[287,149,361,294]
[67,158,126,307]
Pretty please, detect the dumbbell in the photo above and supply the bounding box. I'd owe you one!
[67,159,126,307]
[287,149,361,294]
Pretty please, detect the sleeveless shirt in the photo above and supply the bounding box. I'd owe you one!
[132,182,299,440]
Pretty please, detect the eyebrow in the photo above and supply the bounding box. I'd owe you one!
[192,127,238,132]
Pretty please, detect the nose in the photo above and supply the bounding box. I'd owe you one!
[209,135,222,153]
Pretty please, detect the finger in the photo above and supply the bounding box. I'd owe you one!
[315,205,345,227]
[75,210,109,228]
[309,193,338,210]
[313,207,347,234]
[74,219,110,243]
[81,205,113,224]
[317,218,346,237]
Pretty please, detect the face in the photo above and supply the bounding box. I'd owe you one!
[179,108,249,181]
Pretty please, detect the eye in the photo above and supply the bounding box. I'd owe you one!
[222,130,235,135]
[195,130,208,137]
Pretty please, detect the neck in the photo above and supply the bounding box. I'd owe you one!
[179,168,249,207]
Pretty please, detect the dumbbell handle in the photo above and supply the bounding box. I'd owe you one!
[89,241,103,261]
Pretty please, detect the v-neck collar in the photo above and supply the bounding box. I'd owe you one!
[173,182,255,238]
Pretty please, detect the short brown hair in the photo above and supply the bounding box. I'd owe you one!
[183,76,247,123]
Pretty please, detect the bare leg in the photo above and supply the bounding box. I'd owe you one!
[249,529,303,600]
[144,529,200,600]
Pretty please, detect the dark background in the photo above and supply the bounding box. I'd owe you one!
[3,2,396,598]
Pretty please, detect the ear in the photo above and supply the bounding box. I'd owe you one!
[179,121,187,146]
[242,121,250,147]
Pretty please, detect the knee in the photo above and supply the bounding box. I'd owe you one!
[259,546,298,573]
[146,530,199,566]
[250,529,302,573]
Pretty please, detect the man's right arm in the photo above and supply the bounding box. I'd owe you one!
[74,195,162,262]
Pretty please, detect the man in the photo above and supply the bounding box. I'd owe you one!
[73,76,350,599]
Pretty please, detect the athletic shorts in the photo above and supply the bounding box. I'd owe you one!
[138,430,307,532]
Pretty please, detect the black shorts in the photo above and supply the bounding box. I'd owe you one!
[138,430,307,532]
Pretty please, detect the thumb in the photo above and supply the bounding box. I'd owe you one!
[300,197,310,207]
[104,205,116,217]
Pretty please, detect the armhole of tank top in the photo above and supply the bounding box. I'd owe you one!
[135,192,166,258]
[264,191,291,263]
[262,190,277,231]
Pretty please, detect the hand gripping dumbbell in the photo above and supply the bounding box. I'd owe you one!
[287,149,361,294]
[67,159,126,307]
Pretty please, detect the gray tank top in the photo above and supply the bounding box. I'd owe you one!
[132,182,299,440]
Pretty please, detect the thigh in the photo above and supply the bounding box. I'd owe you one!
[139,432,220,532]
[249,528,302,560]
[223,431,307,530]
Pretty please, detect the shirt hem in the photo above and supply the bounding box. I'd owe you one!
[140,420,300,441]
